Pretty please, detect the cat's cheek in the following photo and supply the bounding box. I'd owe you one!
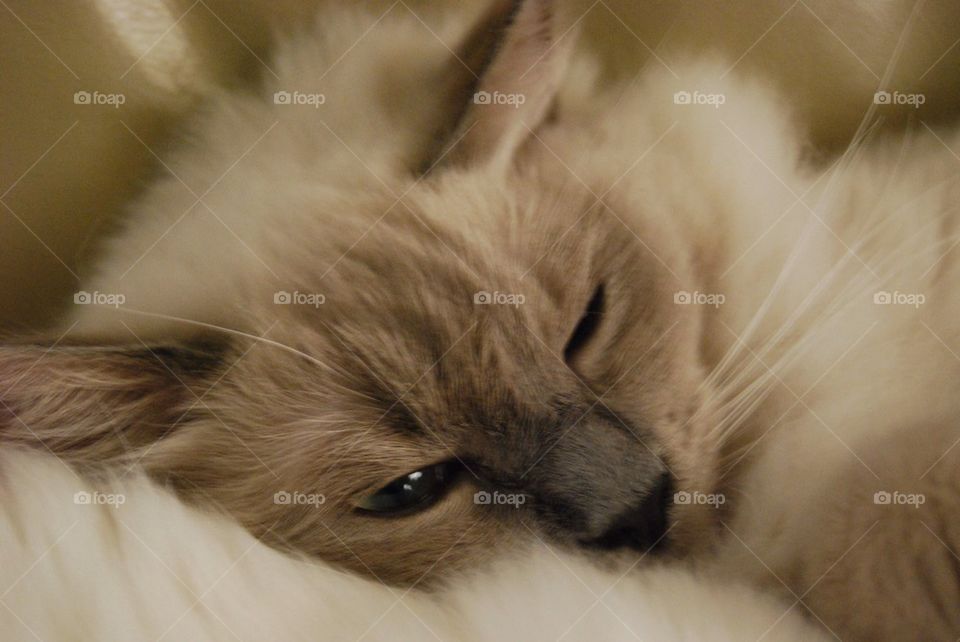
[654,395,727,555]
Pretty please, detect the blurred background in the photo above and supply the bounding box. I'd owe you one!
[2,0,959,331]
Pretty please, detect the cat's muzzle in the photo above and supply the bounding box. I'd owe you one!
[579,471,673,553]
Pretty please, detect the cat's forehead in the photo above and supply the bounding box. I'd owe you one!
[258,227,571,420]
[270,170,601,317]
[250,166,683,419]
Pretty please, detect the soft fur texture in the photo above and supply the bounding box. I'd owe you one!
[3,0,960,639]
[0,448,826,641]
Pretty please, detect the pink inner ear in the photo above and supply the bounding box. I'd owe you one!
[445,0,575,169]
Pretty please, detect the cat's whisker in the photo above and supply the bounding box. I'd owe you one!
[712,166,958,410]
[711,236,867,413]
[702,121,883,397]
[111,307,338,374]
[106,307,389,405]
[709,335,811,441]
[713,219,960,445]
[713,0,940,408]
[710,241,900,439]
[713,251,893,441]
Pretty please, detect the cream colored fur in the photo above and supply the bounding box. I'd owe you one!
[0,449,825,641]
[4,1,960,640]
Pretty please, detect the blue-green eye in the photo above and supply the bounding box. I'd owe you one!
[355,462,458,515]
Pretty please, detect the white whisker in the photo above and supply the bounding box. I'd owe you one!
[112,307,339,375]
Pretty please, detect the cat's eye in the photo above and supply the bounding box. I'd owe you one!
[355,461,459,515]
[564,284,605,362]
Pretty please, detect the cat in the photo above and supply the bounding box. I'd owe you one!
[1,0,959,638]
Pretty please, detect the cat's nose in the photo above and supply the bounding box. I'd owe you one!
[585,472,673,552]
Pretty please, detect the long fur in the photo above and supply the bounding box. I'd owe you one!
[0,448,826,641]
[2,1,960,639]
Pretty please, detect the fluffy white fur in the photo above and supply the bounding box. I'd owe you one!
[5,0,960,639]
[0,449,825,641]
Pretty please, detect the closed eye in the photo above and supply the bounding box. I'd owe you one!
[563,284,605,363]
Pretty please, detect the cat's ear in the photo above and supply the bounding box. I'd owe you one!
[429,0,574,172]
[0,342,226,466]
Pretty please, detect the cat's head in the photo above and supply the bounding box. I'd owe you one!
[0,0,724,584]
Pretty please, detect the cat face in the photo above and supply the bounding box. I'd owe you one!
[0,176,722,584]
[162,167,718,582]
[0,0,724,584]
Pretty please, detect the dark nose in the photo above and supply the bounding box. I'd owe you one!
[585,472,673,552]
